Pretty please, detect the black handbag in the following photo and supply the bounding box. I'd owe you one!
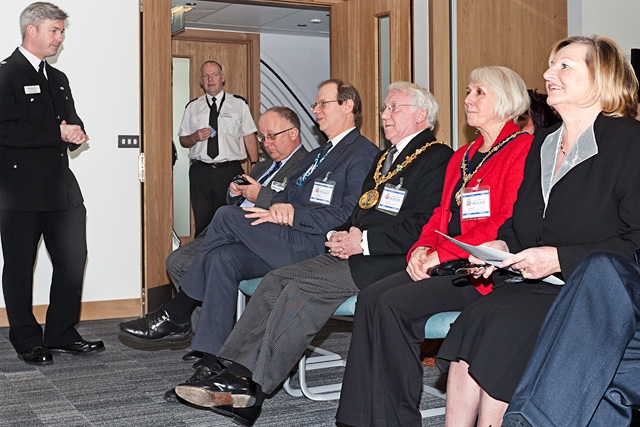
[426,259,475,276]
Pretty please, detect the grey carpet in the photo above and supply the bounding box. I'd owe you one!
[0,318,446,426]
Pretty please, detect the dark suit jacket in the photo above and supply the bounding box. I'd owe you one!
[0,48,84,212]
[226,145,308,208]
[272,128,379,237]
[334,129,453,288]
[499,114,640,282]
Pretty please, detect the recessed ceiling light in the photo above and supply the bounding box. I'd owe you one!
[310,18,322,24]
[297,24,307,27]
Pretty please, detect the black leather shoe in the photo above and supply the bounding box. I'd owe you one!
[119,309,191,343]
[18,346,53,365]
[163,364,223,403]
[46,340,105,355]
[182,350,204,361]
[175,369,257,409]
[212,404,262,427]
[192,358,205,371]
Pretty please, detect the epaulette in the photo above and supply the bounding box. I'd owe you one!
[233,94,249,104]
[185,97,198,109]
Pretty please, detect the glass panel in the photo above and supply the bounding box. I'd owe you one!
[172,57,191,237]
[378,15,391,149]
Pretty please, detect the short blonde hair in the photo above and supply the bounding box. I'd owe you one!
[468,66,530,121]
[549,35,638,118]
[387,81,439,130]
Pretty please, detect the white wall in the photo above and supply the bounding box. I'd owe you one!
[569,0,640,56]
[0,0,141,307]
[260,33,330,150]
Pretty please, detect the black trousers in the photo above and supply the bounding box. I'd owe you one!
[189,160,243,236]
[336,271,482,427]
[0,204,87,353]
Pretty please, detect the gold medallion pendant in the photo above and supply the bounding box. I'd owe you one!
[359,189,380,209]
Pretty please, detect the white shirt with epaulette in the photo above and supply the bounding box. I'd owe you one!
[179,90,257,163]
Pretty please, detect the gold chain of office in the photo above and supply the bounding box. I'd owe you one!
[454,131,525,206]
[359,140,447,209]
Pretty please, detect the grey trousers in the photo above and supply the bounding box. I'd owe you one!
[217,253,360,394]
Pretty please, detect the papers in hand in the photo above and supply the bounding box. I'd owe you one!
[435,231,565,285]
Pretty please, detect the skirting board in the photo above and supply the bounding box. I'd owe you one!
[0,298,142,328]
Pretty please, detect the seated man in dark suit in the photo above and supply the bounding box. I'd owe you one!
[166,106,308,362]
[174,82,453,426]
[119,78,379,392]
[165,106,309,291]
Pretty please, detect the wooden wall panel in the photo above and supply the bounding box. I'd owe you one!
[429,0,452,144]
[455,0,567,145]
[330,0,412,146]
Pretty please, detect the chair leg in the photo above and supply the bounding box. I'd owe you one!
[236,290,246,322]
[283,345,346,401]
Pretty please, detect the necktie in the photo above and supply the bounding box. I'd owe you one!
[296,141,333,187]
[381,146,398,175]
[38,61,47,80]
[207,96,219,160]
[236,161,283,206]
[258,161,283,184]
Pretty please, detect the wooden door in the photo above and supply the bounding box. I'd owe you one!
[171,30,260,239]
[172,30,260,133]
[330,0,412,146]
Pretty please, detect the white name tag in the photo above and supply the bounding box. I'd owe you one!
[271,180,286,192]
[460,187,491,220]
[24,85,41,94]
[219,112,232,118]
[376,184,407,216]
[309,179,335,205]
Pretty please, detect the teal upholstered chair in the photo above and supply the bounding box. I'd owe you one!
[236,278,459,418]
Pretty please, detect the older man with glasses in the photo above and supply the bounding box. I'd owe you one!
[173,81,453,427]
[165,106,309,363]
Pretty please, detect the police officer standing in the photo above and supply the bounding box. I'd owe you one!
[179,61,259,236]
[0,2,104,365]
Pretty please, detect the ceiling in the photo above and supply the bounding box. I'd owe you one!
[171,1,330,37]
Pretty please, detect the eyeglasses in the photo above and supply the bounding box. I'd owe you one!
[311,100,339,110]
[379,104,419,115]
[257,127,293,144]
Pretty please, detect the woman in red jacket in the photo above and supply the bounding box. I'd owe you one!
[335,66,533,427]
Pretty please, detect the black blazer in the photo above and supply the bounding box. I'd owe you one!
[499,114,640,281]
[336,129,453,288]
[0,48,84,211]
[226,145,308,208]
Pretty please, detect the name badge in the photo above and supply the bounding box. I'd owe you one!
[24,85,41,94]
[219,112,232,118]
[460,186,491,220]
[309,175,336,205]
[271,179,286,193]
[376,183,407,216]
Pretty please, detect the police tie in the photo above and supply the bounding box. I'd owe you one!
[381,146,397,175]
[38,60,47,80]
[207,96,219,160]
